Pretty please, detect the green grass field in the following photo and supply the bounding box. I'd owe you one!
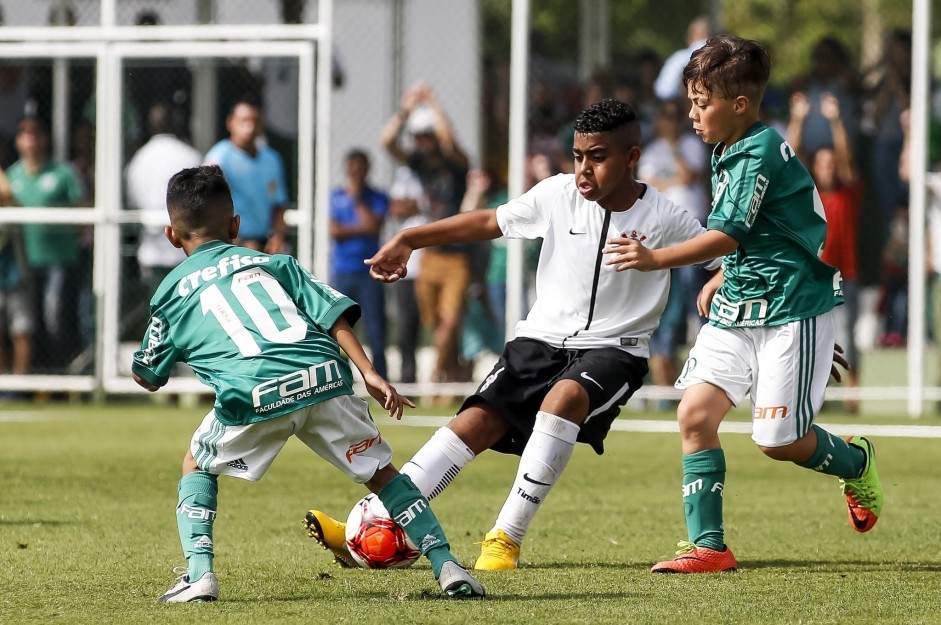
[2,402,940,624]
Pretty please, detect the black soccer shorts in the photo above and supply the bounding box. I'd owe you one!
[460,337,648,456]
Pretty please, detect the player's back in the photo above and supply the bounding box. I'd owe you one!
[133,240,358,425]
[707,122,842,328]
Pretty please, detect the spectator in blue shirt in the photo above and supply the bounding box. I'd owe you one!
[205,97,288,254]
[330,148,389,378]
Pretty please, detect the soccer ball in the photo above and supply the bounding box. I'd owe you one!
[345,494,421,569]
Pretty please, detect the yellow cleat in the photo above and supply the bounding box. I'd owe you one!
[474,529,520,570]
[304,509,357,568]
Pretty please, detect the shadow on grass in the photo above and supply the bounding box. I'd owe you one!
[224,589,641,603]
[737,559,941,572]
[518,561,653,571]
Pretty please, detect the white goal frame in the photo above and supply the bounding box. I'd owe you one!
[0,1,334,395]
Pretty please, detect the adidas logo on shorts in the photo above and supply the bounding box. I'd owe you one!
[226,458,248,471]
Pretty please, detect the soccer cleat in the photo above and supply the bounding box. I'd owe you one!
[474,529,521,571]
[651,541,738,573]
[839,436,883,533]
[157,568,219,603]
[304,509,357,568]
[436,560,486,599]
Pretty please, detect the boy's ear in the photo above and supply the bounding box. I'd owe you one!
[733,95,750,115]
[165,225,183,249]
[627,145,642,168]
[229,214,240,241]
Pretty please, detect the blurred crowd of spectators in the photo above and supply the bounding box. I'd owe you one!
[1,7,940,411]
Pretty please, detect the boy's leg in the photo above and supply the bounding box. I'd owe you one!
[475,346,645,570]
[401,414,490,499]
[297,397,484,598]
[651,383,738,573]
[158,453,220,603]
[752,314,881,532]
[476,409,580,571]
[653,324,751,574]
[160,410,293,602]
[304,405,500,566]
[368,467,485,599]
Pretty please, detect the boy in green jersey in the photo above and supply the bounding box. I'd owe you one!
[603,36,883,573]
[132,165,484,601]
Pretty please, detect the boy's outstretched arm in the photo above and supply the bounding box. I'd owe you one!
[604,230,738,272]
[365,208,502,282]
[329,315,415,419]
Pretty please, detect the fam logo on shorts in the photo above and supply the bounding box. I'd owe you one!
[346,434,382,463]
[753,405,788,420]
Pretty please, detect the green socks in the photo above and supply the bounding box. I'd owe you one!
[797,424,866,478]
[176,471,217,582]
[682,449,727,552]
[378,474,453,577]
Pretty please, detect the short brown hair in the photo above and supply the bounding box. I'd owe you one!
[683,35,771,101]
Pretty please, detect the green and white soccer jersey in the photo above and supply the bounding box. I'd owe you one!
[706,122,843,327]
[132,240,359,425]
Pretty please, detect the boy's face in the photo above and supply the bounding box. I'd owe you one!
[686,82,744,146]
[572,130,639,206]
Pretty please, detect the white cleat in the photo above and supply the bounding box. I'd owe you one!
[157,568,219,603]
[436,560,486,599]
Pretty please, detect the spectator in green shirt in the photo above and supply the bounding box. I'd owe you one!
[7,117,85,372]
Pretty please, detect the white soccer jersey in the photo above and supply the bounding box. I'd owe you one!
[496,173,713,357]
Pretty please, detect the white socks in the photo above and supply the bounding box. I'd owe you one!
[493,411,579,545]
[401,427,475,500]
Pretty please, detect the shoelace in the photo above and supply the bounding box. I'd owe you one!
[477,534,515,555]
[674,540,697,556]
[170,565,188,581]
[842,479,877,506]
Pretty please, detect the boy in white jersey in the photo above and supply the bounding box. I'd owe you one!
[132,166,484,601]
[604,35,883,573]
[305,99,716,570]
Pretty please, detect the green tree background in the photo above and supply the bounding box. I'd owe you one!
[483,0,935,88]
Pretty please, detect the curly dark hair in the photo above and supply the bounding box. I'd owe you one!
[572,98,638,134]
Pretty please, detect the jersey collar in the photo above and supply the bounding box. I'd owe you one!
[712,121,767,162]
[191,240,231,256]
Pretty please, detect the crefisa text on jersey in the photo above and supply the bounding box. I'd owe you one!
[252,359,345,413]
[177,253,272,297]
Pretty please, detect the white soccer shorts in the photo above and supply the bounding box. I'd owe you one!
[675,310,836,447]
[190,394,393,482]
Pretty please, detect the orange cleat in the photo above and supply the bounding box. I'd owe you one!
[651,541,738,573]
[840,436,883,533]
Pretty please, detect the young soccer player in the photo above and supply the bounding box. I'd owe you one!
[305,99,718,570]
[132,165,484,601]
[603,35,883,573]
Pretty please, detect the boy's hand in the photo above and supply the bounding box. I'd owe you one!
[830,343,849,383]
[603,236,659,272]
[365,236,413,282]
[697,273,723,317]
[362,370,415,420]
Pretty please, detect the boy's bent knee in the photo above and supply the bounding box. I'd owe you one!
[541,380,590,422]
[448,404,508,454]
